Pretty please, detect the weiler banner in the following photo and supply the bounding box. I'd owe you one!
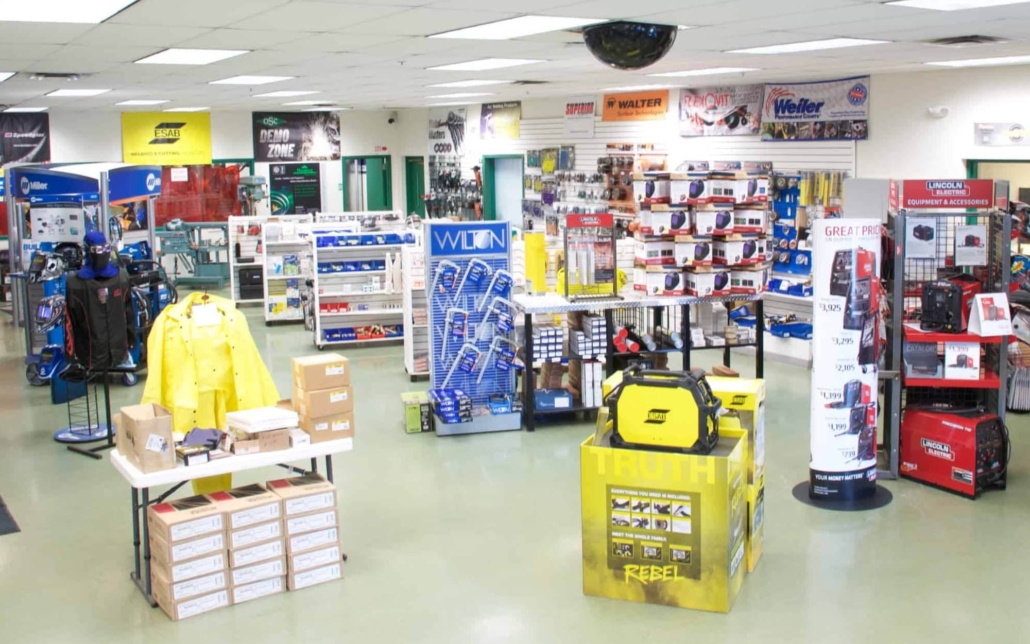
[1,113,50,164]
[761,76,869,141]
[679,85,762,137]
[253,111,341,163]
[122,112,212,165]
[602,90,669,122]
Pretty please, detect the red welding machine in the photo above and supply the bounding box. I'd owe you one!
[900,409,1008,498]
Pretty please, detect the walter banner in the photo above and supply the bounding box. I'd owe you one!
[1,113,50,164]
[680,85,762,137]
[480,101,521,140]
[253,112,341,163]
[602,90,669,122]
[122,112,212,165]
[761,76,869,141]
[428,107,467,157]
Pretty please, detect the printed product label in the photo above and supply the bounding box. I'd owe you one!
[293,564,341,590]
[170,533,224,563]
[332,420,350,432]
[231,521,282,549]
[330,391,348,403]
[325,364,345,376]
[234,540,283,567]
[231,502,281,529]
[169,553,224,583]
[314,422,329,431]
[293,546,341,573]
[290,527,338,553]
[145,434,167,453]
[169,515,223,542]
[232,559,284,586]
[171,572,226,601]
[176,590,229,620]
[285,492,335,516]
[233,577,283,604]
[287,510,335,535]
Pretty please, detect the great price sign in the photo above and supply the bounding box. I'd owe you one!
[901,180,996,209]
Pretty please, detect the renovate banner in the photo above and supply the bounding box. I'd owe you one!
[253,112,341,163]
[761,76,869,141]
[679,85,762,137]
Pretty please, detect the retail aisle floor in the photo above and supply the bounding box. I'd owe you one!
[0,306,1027,643]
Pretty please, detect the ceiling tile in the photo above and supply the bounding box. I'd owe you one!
[231,2,408,31]
[110,0,292,28]
[174,28,315,49]
[340,7,517,36]
[0,23,94,45]
[70,24,213,48]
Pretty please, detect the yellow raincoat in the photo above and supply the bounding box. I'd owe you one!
[142,291,279,493]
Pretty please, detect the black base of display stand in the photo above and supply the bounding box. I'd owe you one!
[792,482,893,512]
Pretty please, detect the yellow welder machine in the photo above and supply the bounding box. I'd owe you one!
[604,365,722,454]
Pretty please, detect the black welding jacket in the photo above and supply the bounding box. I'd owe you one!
[65,268,133,371]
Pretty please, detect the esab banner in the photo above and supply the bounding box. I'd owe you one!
[564,97,595,137]
[428,107,467,157]
[680,85,762,137]
[253,111,341,163]
[480,101,521,140]
[122,112,211,165]
[1,113,50,164]
[270,163,322,215]
[602,90,669,122]
[761,76,869,141]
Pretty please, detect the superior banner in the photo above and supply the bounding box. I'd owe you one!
[253,112,341,163]
[679,85,762,137]
[1,113,50,164]
[809,219,882,502]
[480,101,521,140]
[122,112,212,165]
[428,107,467,157]
[564,97,596,137]
[270,163,322,215]
[761,76,869,141]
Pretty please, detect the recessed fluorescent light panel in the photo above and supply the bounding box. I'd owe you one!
[926,54,1030,67]
[427,80,515,88]
[0,0,136,24]
[0,72,14,83]
[117,99,170,106]
[427,92,494,98]
[603,84,673,92]
[5,107,48,112]
[887,0,1030,9]
[163,107,209,112]
[135,48,249,65]
[649,67,758,77]
[303,107,345,112]
[431,16,605,40]
[428,102,473,107]
[47,88,110,97]
[254,90,320,98]
[728,38,887,54]
[210,75,293,85]
[428,58,544,71]
[284,100,334,106]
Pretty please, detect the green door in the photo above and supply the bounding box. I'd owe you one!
[405,156,426,217]
[342,155,393,211]
[365,157,390,211]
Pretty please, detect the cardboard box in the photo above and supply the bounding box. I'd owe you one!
[151,567,228,604]
[288,562,343,591]
[746,484,764,573]
[230,538,284,568]
[634,270,685,296]
[208,484,282,531]
[289,543,343,573]
[670,175,708,206]
[292,353,351,390]
[639,209,690,236]
[285,509,338,536]
[693,209,718,237]
[267,473,337,516]
[733,208,767,233]
[152,584,229,621]
[737,177,770,204]
[294,386,354,418]
[229,520,283,550]
[150,531,226,566]
[289,428,311,448]
[633,176,671,205]
[634,240,676,266]
[402,392,433,433]
[298,411,355,442]
[675,241,713,268]
[685,271,731,297]
[147,494,225,544]
[707,377,766,488]
[116,403,175,473]
[230,557,286,588]
[708,174,737,204]
[151,551,227,584]
[231,576,285,606]
[287,526,341,555]
[731,269,767,295]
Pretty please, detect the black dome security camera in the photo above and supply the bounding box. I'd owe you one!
[582,21,677,70]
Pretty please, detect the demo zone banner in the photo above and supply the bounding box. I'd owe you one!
[761,76,869,141]
[679,85,762,137]
[253,112,341,162]
[1,113,50,164]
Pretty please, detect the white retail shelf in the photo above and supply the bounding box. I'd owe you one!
[265,239,309,246]
[318,270,388,276]
[319,309,404,317]
[318,244,407,251]
[318,290,401,298]
[267,274,304,281]
[321,336,402,346]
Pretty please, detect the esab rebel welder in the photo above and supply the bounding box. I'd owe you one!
[900,409,1009,498]
[606,366,722,454]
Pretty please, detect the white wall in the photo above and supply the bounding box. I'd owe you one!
[49,111,123,162]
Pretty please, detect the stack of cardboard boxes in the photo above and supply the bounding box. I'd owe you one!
[267,473,344,591]
[292,354,355,443]
[211,485,287,606]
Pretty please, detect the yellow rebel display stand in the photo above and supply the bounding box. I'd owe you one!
[580,428,748,613]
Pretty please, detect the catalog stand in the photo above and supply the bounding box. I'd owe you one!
[425,220,522,435]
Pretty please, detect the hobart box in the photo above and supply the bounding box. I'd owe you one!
[288,562,343,591]
[287,525,342,555]
[116,403,175,473]
[228,519,283,551]
[151,551,227,584]
[232,576,285,606]
[147,494,225,544]
[285,509,339,536]
[299,411,355,443]
[208,484,282,531]
[267,473,338,517]
[580,429,748,613]
[149,531,226,566]
[230,557,286,588]
[152,584,229,621]
[229,538,284,568]
[151,567,228,606]
[292,353,351,390]
[294,386,354,418]
[289,542,344,574]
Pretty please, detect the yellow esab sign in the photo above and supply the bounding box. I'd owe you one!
[601,90,669,122]
[121,112,212,165]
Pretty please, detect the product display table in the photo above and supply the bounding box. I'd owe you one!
[110,438,353,606]
[511,291,765,430]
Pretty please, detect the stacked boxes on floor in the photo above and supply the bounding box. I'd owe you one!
[292,354,355,443]
[267,473,344,591]
[210,485,286,606]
